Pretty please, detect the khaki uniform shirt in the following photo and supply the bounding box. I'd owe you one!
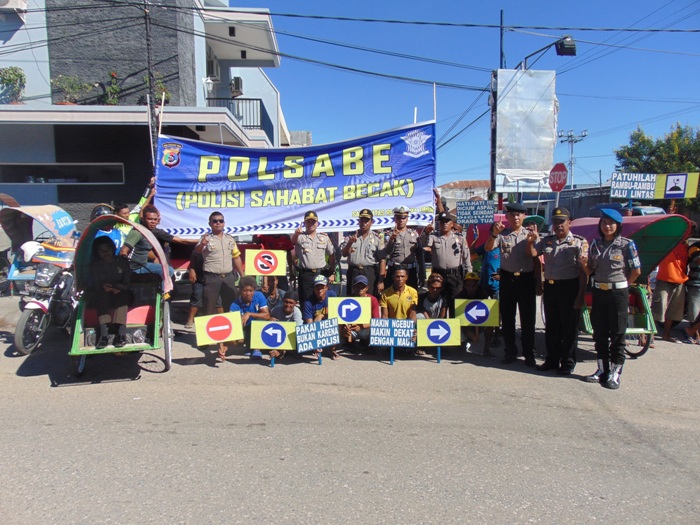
[295,231,334,270]
[343,231,385,267]
[200,233,240,274]
[385,228,420,265]
[589,236,640,283]
[535,233,588,280]
[425,230,472,272]
[494,228,534,273]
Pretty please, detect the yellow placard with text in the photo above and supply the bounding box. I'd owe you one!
[244,249,287,276]
[417,318,461,347]
[250,321,297,351]
[328,296,371,325]
[194,311,243,346]
[455,299,499,327]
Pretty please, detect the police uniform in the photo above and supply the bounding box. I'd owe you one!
[200,232,241,315]
[533,208,588,373]
[342,209,385,297]
[490,203,537,364]
[384,205,422,289]
[294,211,335,306]
[586,208,640,388]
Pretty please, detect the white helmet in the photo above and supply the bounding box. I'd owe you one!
[20,241,43,263]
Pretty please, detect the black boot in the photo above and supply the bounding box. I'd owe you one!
[604,363,623,390]
[583,359,605,383]
[114,324,127,348]
[95,324,110,349]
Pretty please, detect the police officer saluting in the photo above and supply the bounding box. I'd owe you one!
[421,211,472,310]
[291,211,336,307]
[341,208,386,297]
[384,205,422,289]
[527,207,588,375]
[485,202,539,366]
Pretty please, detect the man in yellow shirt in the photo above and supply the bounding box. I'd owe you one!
[380,266,418,320]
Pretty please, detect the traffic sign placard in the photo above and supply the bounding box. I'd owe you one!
[417,318,461,347]
[295,318,340,353]
[454,299,499,326]
[194,312,243,346]
[328,296,371,325]
[251,321,296,351]
[245,249,286,276]
[369,318,416,348]
[549,163,568,192]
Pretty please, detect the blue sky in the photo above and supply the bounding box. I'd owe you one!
[233,1,700,187]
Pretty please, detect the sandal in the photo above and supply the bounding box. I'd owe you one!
[184,321,194,330]
[218,345,227,361]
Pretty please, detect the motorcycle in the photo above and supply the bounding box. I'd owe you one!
[15,259,78,355]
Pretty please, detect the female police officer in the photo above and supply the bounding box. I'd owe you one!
[580,208,641,390]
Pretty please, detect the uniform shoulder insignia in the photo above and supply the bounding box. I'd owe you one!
[573,234,586,241]
[317,232,329,238]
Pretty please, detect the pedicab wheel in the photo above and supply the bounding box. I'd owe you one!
[15,309,49,355]
[71,354,86,377]
[162,301,172,371]
[625,332,651,359]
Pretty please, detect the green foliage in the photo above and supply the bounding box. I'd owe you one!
[615,124,700,210]
[102,71,121,105]
[143,72,171,104]
[51,74,93,103]
[0,66,26,103]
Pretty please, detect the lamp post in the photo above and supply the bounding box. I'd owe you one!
[558,129,587,190]
[518,36,576,70]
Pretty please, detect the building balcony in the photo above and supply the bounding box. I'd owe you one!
[206,97,273,145]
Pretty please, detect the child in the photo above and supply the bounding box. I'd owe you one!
[228,276,270,361]
[456,272,494,357]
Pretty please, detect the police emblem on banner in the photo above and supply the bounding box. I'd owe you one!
[402,129,431,158]
[161,142,183,169]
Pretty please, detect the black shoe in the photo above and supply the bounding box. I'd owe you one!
[557,367,573,376]
[536,361,558,371]
[114,335,127,348]
[501,354,517,365]
[524,356,536,367]
[95,336,109,349]
[482,349,495,359]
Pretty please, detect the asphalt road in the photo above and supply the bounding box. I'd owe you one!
[1,296,699,524]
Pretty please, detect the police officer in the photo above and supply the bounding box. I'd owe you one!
[341,208,386,297]
[194,211,244,316]
[527,207,588,375]
[485,202,540,366]
[291,210,336,307]
[384,205,422,289]
[421,212,472,312]
[581,208,641,390]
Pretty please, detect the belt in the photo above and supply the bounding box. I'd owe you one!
[435,267,462,276]
[204,271,233,278]
[593,280,628,290]
[349,264,376,270]
[390,263,417,269]
[546,277,579,284]
[501,270,533,278]
[299,267,325,274]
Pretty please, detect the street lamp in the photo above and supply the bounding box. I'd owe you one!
[202,77,214,101]
[558,129,587,189]
[519,36,577,70]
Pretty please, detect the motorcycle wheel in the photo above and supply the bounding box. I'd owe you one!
[71,355,86,377]
[15,309,50,355]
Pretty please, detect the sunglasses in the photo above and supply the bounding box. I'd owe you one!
[210,219,224,224]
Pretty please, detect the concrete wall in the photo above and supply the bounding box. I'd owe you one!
[0,0,51,106]
[228,67,280,146]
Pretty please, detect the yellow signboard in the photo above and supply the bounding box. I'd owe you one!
[455,299,499,327]
[250,321,297,351]
[328,296,371,325]
[654,172,699,200]
[194,311,243,346]
[244,249,287,276]
[417,318,461,347]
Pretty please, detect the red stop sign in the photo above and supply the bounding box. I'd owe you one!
[549,163,568,192]
[205,315,233,342]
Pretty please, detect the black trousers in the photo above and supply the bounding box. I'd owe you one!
[591,287,628,365]
[298,269,325,307]
[346,265,378,297]
[500,270,536,359]
[543,278,581,370]
[385,264,418,290]
[202,272,238,315]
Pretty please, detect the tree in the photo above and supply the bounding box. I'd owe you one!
[615,123,700,210]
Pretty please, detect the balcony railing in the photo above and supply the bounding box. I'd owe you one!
[206,97,274,145]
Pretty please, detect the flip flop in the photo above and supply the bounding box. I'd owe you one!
[682,335,697,345]
[662,336,680,344]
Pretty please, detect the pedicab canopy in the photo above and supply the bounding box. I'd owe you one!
[570,214,691,280]
[0,205,77,251]
[74,215,173,294]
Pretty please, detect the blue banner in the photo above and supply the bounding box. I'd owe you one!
[154,122,436,235]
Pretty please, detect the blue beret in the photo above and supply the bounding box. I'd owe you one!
[600,208,623,223]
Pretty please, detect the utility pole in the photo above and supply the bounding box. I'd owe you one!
[144,0,158,167]
[558,129,587,189]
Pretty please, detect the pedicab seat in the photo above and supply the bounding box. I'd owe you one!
[82,304,157,328]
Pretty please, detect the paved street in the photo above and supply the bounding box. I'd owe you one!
[1,295,699,524]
